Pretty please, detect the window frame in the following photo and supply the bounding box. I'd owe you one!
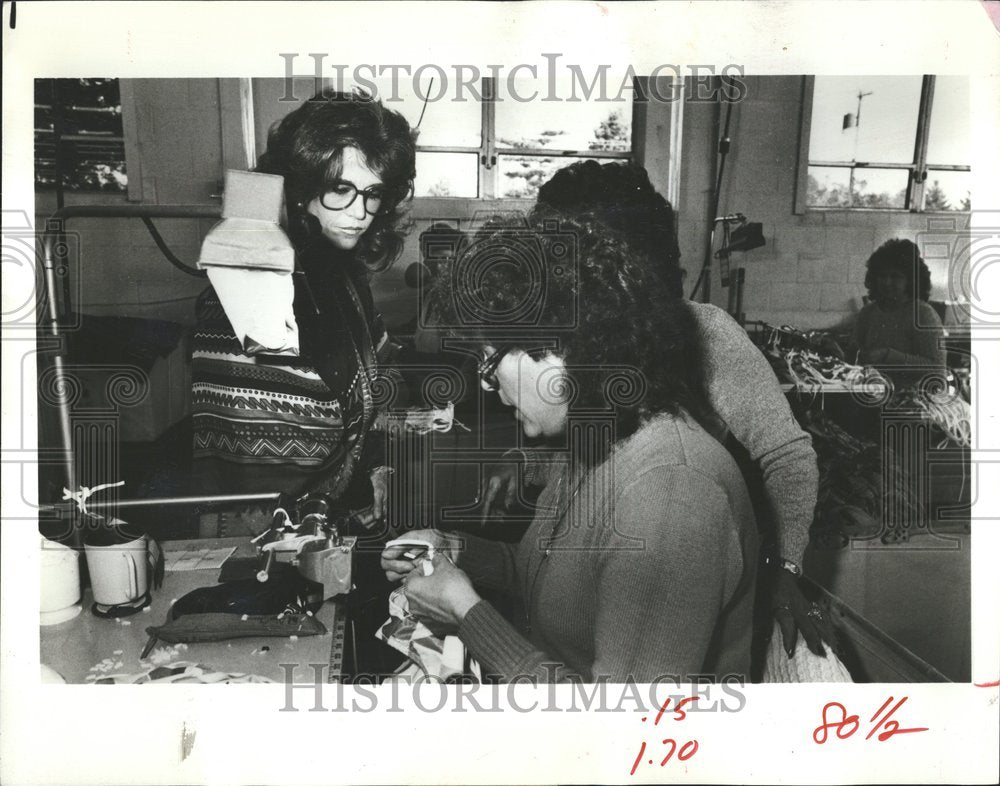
[794,75,971,214]
[237,76,681,221]
[413,75,636,204]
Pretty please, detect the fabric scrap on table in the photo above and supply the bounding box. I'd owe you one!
[91,661,274,684]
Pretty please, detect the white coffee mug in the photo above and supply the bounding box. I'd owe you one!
[85,532,149,607]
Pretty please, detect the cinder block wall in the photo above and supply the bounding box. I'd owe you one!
[676,75,966,331]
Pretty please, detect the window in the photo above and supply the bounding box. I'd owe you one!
[365,76,633,200]
[802,76,970,211]
[34,79,128,195]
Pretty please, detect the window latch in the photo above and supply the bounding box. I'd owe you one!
[913,170,928,184]
[480,155,497,170]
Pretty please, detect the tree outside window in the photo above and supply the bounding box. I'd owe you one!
[386,78,634,200]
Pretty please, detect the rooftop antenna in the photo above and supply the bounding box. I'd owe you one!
[843,89,873,204]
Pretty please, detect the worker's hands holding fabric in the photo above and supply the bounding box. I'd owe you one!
[400,553,481,629]
[380,528,459,581]
[380,530,478,629]
[772,569,837,658]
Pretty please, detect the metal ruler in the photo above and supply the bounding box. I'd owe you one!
[327,600,347,683]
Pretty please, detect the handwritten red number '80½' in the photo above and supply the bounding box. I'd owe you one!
[813,696,928,745]
[630,696,700,775]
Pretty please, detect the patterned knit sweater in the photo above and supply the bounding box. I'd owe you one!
[190,237,388,498]
[456,412,758,683]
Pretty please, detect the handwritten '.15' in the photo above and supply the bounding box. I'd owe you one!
[630,696,700,775]
[813,696,928,744]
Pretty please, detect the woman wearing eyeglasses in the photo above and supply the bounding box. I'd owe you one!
[191,89,415,522]
[380,212,759,682]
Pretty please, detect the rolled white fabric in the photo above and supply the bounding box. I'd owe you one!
[198,170,299,355]
[205,266,299,354]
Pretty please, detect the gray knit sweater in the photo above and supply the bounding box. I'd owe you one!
[689,303,818,564]
[457,413,758,683]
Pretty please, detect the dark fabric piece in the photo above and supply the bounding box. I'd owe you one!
[67,314,186,372]
[171,563,323,616]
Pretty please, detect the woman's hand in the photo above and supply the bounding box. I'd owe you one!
[380,528,459,582]
[402,553,481,629]
[772,570,837,658]
[369,466,392,522]
[479,462,519,524]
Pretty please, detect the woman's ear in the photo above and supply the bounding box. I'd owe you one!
[536,355,574,406]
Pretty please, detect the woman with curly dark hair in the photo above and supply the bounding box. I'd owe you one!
[380,212,759,682]
[191,89,415,518]
[853,238,945,374]
[483,160,829,663]
[535,159,684,296]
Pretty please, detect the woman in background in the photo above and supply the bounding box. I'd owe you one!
[191,90,415,522]
[853,238,946,379]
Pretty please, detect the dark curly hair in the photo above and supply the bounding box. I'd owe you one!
[535,160,684,297]
[864,238,932,302]
[426,209,709,450]
[255,88,416,272]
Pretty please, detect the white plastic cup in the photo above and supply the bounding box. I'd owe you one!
[84,531,149,607]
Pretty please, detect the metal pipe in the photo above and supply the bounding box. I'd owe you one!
[42,228,77,493]
[85,492,283,510]
[39,205,224,506]
[39,492,284,516]
[45,204,222,221]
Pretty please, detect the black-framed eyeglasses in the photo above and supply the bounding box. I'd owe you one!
[319,180,390,216]
[478,347,511,392]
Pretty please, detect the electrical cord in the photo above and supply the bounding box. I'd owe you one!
[689,77,737,302]
[141,217,206,278]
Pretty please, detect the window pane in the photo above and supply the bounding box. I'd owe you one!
[926,77,970,166]
[809,76,921,164]
[496,82,631,152]
[853,168,908,208]
[807,166,908,208]
[34,78,127,192]
[498,155,601,199]
[353,77,481,148]
[414,152,478,197]
[923,170,971,211]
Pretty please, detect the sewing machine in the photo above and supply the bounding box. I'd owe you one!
[252,494,357,599]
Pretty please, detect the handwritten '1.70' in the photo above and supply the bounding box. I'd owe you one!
[630,696,700,774]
